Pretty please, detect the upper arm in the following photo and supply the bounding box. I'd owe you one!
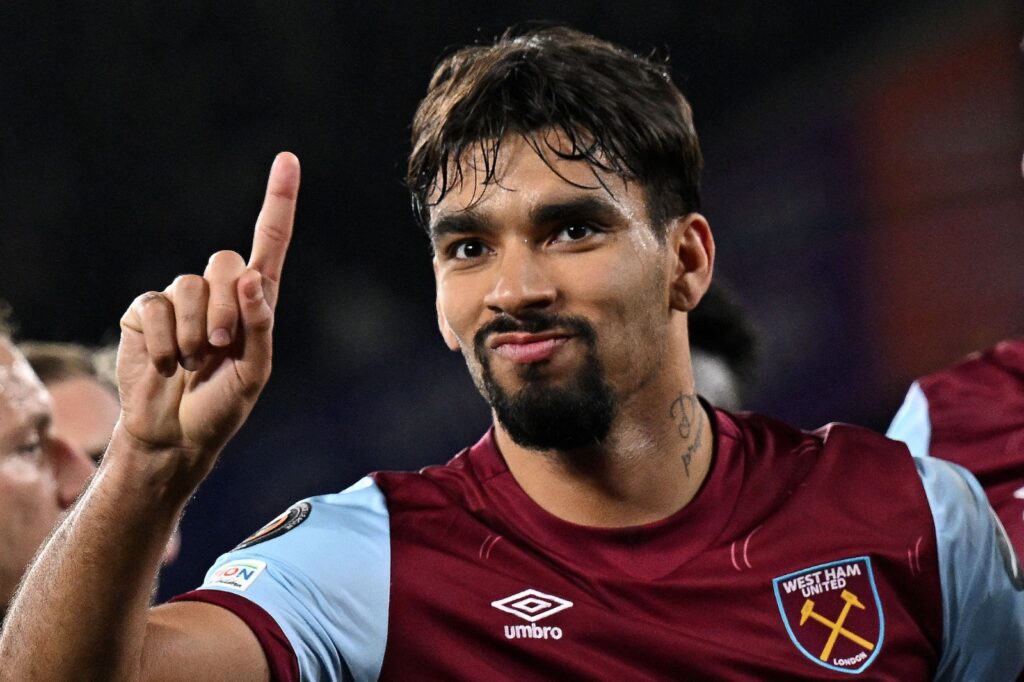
[916,457,1024,680]
[140,601,270,682]
[162,478,392,682]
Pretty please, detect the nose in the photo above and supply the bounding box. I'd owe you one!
[48,436,97,508]
[483,243,557,315]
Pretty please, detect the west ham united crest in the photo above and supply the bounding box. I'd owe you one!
[773,556,883,674]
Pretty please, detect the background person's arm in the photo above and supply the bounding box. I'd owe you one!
[0,152,299,681]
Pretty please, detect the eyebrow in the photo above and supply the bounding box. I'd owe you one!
[0,411,50,450]
[530,195,625,227]
[429,210,493,243]
[429,195,627,244]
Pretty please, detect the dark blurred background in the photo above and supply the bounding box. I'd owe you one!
[0,0,1020,600]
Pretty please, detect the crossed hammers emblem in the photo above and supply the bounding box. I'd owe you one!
[800,589,875,661]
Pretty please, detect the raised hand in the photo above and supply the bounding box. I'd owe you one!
[116,152,300,464]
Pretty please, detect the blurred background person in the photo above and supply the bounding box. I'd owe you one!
[688,281,757,411]
[20,340,181,565]
[691,283,1024,567]
[0,308,96,619]
[21,342,118,465]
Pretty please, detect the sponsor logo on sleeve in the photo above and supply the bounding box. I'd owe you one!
[773,556,883,674]
[492,588,573,640]
[234,500,311,550]
[205,559,267,592]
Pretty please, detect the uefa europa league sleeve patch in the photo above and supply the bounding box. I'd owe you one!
[235,500,312,550]
[772,556,883,674]
[204,559,267,592]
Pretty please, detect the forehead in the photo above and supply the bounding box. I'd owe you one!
[0,339,50,433]
[428,132,648,230]
[49,376,119,420]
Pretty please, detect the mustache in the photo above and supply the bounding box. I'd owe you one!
[473,312,598,352]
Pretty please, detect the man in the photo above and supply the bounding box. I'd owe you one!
[21,342,120,464]
[0,314,96,620]
[686,285,1024,571]
[20,341,181,563]
[2,26,1021,681]
[883,130,1024,562]
[887,340,1024,581]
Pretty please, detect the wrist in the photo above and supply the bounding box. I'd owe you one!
[101,425,220,507]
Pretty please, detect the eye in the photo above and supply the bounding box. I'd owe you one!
[449,240,489,260]
[552,224,598,243]
[15,440,43,460]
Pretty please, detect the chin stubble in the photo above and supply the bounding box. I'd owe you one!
[472,313,616,451]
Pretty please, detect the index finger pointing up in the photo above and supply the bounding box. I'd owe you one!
[248,151,301,310]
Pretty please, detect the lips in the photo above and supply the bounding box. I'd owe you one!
[489,333,571,364]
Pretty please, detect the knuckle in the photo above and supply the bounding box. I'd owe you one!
[267,184,298,201]
[256,221,290,245]
[137,292,169,314]
[207,250,245,268]
[172,274,205,293]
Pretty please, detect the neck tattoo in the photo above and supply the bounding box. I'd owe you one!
[670,392,704,477]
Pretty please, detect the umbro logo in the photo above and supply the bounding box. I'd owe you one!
[492,588,574,622]
[492,589,573,640]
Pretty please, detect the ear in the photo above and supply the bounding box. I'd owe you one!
[667,213,715,312]
[433,257,461,351]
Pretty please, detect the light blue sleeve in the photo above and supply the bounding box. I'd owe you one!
[887,381,931,457]
[195,477,391,682]
[916,457,1024,681]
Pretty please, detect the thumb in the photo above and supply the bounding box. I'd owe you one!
[236,268,274,391]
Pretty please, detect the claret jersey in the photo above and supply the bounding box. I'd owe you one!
[175,408,1024,680]
[888,338,1024,562]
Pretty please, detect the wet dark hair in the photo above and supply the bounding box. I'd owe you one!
[407,25,703,235]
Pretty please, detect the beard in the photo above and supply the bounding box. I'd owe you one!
[473,313,616,450]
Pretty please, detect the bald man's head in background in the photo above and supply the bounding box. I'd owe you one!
[21,341,181,565]
[0,312,95,618]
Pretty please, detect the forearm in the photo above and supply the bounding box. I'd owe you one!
[0,428,213,681]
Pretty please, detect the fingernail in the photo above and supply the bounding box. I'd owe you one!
[182,356,200,372]
[209,328,231,347]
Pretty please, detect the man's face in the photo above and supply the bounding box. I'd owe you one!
[430,134,675,450]
[48,376,120,464]
[0,339,95,611]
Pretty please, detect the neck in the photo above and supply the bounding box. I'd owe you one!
[494,384,714,528]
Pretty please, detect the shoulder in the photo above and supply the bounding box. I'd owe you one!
[916,457,1024,679]
[903,338,1024,430]
[183,478,394,682]
[227,477,389,559]
[200,477,392,598]
[723,408,910,462]
[371,447,485,513]
[918,338,1024,400]
[887,338,1024,464]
